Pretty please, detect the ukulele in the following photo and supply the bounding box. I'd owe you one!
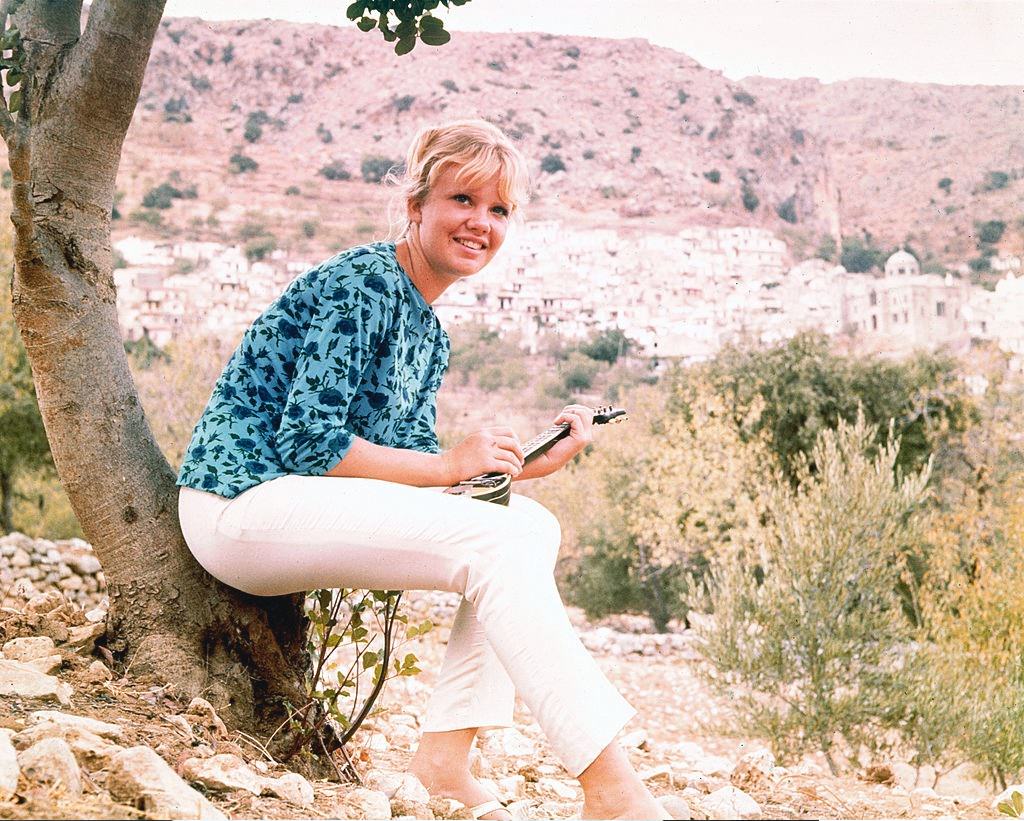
[443,405,628,506]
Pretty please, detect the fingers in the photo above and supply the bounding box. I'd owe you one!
[555,405,594,442]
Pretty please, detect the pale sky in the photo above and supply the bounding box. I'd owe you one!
[161,0,1024,86]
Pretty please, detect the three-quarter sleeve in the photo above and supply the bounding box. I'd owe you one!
[402,332,450,454]
[273,267,394,475]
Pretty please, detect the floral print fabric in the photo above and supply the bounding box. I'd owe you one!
[176,242,450,499]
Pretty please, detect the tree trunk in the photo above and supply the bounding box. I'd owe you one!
[3,0,316,760]
[0,467,11,533]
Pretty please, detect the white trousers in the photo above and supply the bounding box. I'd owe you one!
[177,475,635,777]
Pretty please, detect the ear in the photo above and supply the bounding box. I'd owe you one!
[406,196,422,226]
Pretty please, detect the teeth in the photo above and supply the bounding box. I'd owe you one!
[456,238,483,250]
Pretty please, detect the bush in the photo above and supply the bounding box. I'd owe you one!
[732,90,756,106]
[703,169,721,184]
[840,235,886,272]
[977,219,1006,244]
[319,160,351,181]
[301,220,318,239]
[287,92,303,104]
[229,153,258,174]
[440,79,459,93]
[677,89,689,105]
[360,155,400,184]
[563,46,580,60]
[578,328,632,365]
[189,74,211,92]
[937,177,953,194]
[629,146,641,163]
[163,95,191,123]
[285,185,301,196]
[982,170,1010,191]
[392,95,415,113]
[693,416,930,771]
[741,183,759,212]
[244,234,277,262]
[775,195,798,223]
[582,149,595,160]
[816,234,837,262]
[540,153,565,174]
[142,182,180,209]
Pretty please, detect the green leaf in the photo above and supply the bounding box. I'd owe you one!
[419,15,444,30]
[325,634,342,648]
[356,16,376,32]
[362,650,378,669]
[400,666,422,676]
[394,19,416,38]
[394,37,415,55]
[419,619,434,634]
[420,28,450,47]
[346,2,368,20]
[402,652,418,668]
[352,626,368,641]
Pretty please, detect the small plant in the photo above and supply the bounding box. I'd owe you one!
[938,177,953,194]
[741,183,759,212]
[732,90,756,106]
[977,219,1007,244]
[392,94,416,113]
[790,128,805,145]
[629,146,641,164]
[316,123,333,144]
[301,220,318,239]
[703,169,721,184]
[626,86,639,98]
[540,153,566,174]
[677,88,689,105]
[244,234,277,262]
[221,43,234,64]
[285,185,301,196]
[229,153,258,174]
[775,195,798,224]
[983,170,1010,191]
[319,160,352,181]
[582,149,595,160]
[440,79,459,93]
[244,110,272,143]
[360,155,400,184]
[189,74,211,92]
[163,96,191,123]
[287,92,303,104]
[487,59,506,72]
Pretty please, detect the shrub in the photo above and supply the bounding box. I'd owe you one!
[540,153,565,174]
[790,128,805,145]
[319,160,351,181]
[703,169,721,184]
[937,176,953,194]
[228,153,258,174]
[301,220,318,239]
[392,94,415,113]
[626,86,639,98]
[221,43,234,64]
[360,155,400,184]
[982,170,1010,191]
[693,415,930,772]
[486,59,506,72]
[285,185,301,196]
[163,96,191,123]
[287,92,303,104]
[559,352,599,393]
[440,79,459,93]
[816,234,837,262]
[582,149,595,160]
[244,110,272,143]
[578,328,633,365]
[775,195,798,224]
[244,234,277,262]
[189,74,211,92]
[629,146,641,163]
[677,89,689,105]
[840,235,886,272]
[563,46,580,60]
[142,182,181,209]
[1,169,10,190]
[741,183,759,212]
[977,219,1006,244]
[732,90,756,106]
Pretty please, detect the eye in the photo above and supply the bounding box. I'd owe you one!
[492,205,510,217]
[453,193,471,204]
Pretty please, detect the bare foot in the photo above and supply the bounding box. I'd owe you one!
[408,760,511,820]
[582,790,669,820]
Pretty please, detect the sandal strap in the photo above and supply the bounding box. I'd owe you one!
[469,799,507,819]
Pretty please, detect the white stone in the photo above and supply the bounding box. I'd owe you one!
[660,794,693,820]
[339,786,392,819]
[364,769,406,798]
[85,607,107,624]
[388,723,419,748]
[66,553,102,575]
[2,636,57,662]
[695,754,735,777]
[10,548,31,568]
[185,697,228,738]
[24,590,64,614]
[263,771,314,807]
[179,753,264,795]
[29,710,125,740]
[480,727,536,758]
[367,731,389,752]
[0,732,18,800]
[107,746,227,820]
[17,737,82,796]
[702,785,762,820]
[24,655,62,675]
[392,772,431,805]
[496,774,527,801]
[537,777,578,800]
[0,659,73,705]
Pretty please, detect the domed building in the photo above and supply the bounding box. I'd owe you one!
[884,248,920,277]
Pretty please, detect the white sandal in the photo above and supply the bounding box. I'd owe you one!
[468,798,513,819]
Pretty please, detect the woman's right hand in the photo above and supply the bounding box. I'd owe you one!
[442,427,525,484]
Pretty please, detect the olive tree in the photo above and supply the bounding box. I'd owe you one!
[0,0,464,761]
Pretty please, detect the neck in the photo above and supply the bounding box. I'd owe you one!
[396,236,446,305]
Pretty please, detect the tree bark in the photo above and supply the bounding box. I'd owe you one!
[3,0,315,759]
[0,468,11,534]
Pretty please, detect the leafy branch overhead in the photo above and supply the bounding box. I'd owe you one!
[346,0,470,55]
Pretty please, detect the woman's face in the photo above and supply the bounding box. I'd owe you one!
[408,164,511,285]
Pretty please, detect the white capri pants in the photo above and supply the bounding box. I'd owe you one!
[177,474,635,777]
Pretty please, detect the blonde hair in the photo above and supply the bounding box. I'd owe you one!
[385,119,530,240]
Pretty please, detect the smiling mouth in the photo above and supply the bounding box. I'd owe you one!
[454,238,485,251]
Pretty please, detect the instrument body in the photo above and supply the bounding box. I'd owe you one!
[442,406,627,506]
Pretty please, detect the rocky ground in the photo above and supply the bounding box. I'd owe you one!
[0,532,1012,820]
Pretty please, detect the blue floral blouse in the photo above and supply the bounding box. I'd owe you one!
[176,242,450,499]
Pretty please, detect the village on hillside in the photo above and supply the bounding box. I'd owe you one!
[112,223,1024,372]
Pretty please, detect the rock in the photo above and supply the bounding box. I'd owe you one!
[84,607,107,624]
[468,746,490,777]
[17,737,82,796]
[338,786,392,819]
[701,785,762,820]
[185,697,228,738]
[24,655,62,675]
[10,578,36,599]
[730,751,774,790]
[480,727,536,758]
[263,771,314,807]
[641,764,675,786]
[84,659,113,683]
[911,786,941,802]
[392,772,431,804]
[694,754,734,778]
[388,723,419,748]
[660,794,693,820]
[537,777,578,800]
[0,732,19,800]
[161,714,195,741]
[66,729,124,769]
[10,548,31,568]
[390,797,433,818]
[2,636,57,662]
[29,711,124,740]
[391,714,418,727]
[363,769,406,798]
[496,774,527,801]
[367,731,389,752]
[428,796,471,819]
[24,590,65,614]
[65,621,106,652]
[107,746,227,820]
[0,659,72,705]
[179,752,264,795]
[619,729,649,750]
[65,553,102,575]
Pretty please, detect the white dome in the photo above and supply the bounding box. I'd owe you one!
[885,249,920,277]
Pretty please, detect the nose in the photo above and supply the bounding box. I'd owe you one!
[466,206,490,233]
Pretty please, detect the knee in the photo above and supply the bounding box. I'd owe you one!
[509,494,561,563]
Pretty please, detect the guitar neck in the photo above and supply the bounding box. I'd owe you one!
[522,423,573,464]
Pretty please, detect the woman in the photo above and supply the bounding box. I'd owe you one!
[177,120,669,820]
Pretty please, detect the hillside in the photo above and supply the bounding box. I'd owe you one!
[107,16,1024,269]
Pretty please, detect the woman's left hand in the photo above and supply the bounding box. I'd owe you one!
[517,405,594,481]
